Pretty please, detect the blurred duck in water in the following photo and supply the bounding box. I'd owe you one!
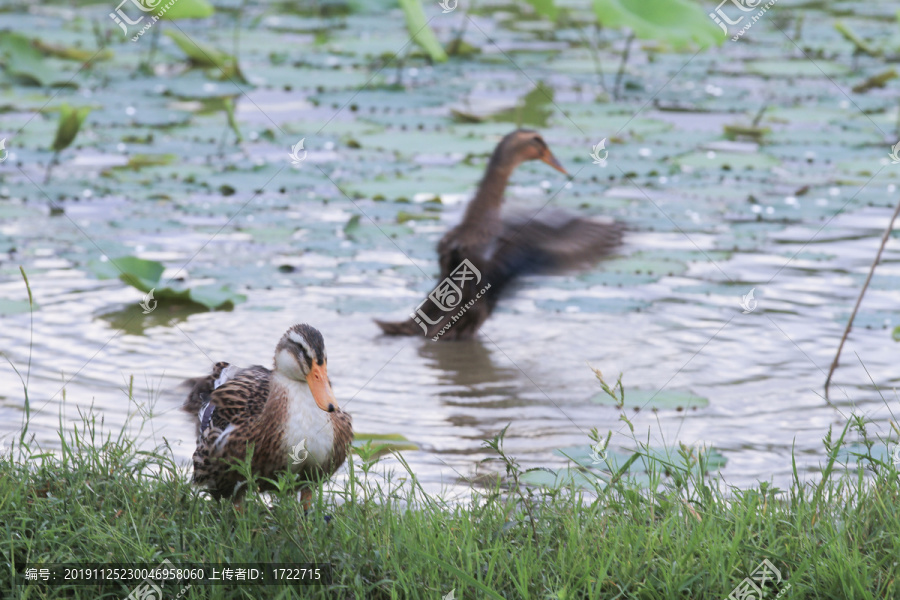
[375,129,624,341]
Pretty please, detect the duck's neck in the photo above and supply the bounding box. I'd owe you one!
[460,151,516,230]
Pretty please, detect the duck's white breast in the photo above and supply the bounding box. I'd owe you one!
[274,373,336,468]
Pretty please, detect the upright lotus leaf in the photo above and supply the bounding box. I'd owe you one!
[164,30,246,82]
[343,214,362,239]
[32,40,113,62]
[137,0,214,20]
[51,104,91,153]
[525,0,559,21]
[222,97,243,142]
[90,256,164,290]
[592,0,722,49]
[834,21,880,57]
[398,0,448,62]
[492,83,555,127]
[88,256,245,311]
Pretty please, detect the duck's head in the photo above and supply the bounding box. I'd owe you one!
[274,324,337,413]
[495,129,567,175]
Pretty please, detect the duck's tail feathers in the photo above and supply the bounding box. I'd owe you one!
[181,361,231,430]
[374,318,423,337]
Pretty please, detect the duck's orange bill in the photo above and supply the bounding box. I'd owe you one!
[541,150,568,175]
[308,362,337,413]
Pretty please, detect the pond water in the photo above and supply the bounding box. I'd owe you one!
[2,0,900,497]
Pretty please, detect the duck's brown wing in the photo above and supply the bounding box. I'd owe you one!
[203,365,271,430]
[182,364,272,498]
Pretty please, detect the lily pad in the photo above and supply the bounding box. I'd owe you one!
[559,444,727,472]
[0,298,36,316]
[522,444,726,490]
[352,432,419,457]
[0,32,70,87]
[590,388,709,410]
[834,442,893,466]
[747,60,849,78]
[673,150,779,170]
[520,467,599,489]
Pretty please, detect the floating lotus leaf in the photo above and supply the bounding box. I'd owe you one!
[0,298,36,315]
[673,150,779,170]
[352,432,418,458]
[590,388,709,410]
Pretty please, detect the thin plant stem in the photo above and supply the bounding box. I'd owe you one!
[447,4,472,56]
[613,32,635,101]
[574,23,607,96]
[825,196,900,398]
[43,150,59,184]
[20,266,33,387]
[752,104,768,128]
[2,268,35,447]
[148,22,160,67]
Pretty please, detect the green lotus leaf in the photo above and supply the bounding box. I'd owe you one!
[592,0,723,49]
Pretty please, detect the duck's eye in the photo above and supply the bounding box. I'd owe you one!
[295,345,313,369]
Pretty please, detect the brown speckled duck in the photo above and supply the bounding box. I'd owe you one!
[182,324,352,503]
[375,129,624,340]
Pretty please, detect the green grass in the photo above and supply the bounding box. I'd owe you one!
[2,404,900,599]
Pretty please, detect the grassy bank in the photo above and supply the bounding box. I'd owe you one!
[2,409,899,600]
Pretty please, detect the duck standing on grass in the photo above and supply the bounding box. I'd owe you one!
[182,324,352,504]
[375,129,624,341]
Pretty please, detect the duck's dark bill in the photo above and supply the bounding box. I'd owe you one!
[541,150,568,175]
[308,363,337,412]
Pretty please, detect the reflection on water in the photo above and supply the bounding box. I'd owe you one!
[97,302,210,336]
[419,337,520,397]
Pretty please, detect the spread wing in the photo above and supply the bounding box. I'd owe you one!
[374,213,624,338]
[485,212,624,296]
